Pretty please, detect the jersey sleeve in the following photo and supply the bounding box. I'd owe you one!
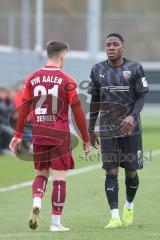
[14,98,32,139]
[67,78,79,106]
[14,74,33,138]
[87,68,100,96]
[134,64,149,95]
[23,75,32,100]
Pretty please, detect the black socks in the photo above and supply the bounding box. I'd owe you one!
[125,173,139,203]
[105,175,119,210]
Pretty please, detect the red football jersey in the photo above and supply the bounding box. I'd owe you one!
[23,65,78,145]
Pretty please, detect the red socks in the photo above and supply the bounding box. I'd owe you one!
[32,177,66,222]
[52,180,66,215]
[32,175,48,198]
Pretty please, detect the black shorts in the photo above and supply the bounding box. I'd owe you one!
[101,134,143,170]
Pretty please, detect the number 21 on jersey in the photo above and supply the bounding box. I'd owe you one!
[34,85,59,115]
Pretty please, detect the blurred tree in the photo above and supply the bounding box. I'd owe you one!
[0,0,159,15]
[44,0,86,14]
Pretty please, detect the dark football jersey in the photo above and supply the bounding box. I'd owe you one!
[23,65,78,145]
[88,59,149,136]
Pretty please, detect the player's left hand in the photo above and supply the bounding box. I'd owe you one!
[9,137,22,153]
[120,115,135,135]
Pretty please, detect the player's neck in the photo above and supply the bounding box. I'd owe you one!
[46,60,61,68]
[107,58,124,68]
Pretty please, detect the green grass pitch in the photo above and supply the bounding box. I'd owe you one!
[0,114,160,240]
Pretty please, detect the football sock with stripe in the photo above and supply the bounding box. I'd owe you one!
[51,180,66,225]
[32,175,48,199]
[32,175,48,209]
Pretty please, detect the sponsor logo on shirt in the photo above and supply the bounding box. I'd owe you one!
[101,86,130,92]
[123,71,131,79]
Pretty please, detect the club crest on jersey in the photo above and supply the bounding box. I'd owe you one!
[123,71,131,79]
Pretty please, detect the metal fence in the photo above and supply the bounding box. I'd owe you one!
[0,11,160,61]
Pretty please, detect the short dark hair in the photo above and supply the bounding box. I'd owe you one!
[106,33,124,43]
[46,41,69,58]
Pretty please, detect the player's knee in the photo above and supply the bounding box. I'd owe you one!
[106,168,118,176]
[125,169,137,178]
[35,169,49,179]
[52,170,67,181]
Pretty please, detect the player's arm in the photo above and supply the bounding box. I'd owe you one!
[88,95,100,148]
[9,78,32,153]
[71,99,91,154]
[131,64,149,118]
[121,64,149,135]
[14,98,32,138]
[130,93,146,120]
[120,94,146,135]
[68,81,91,155]
[88,68,100,148]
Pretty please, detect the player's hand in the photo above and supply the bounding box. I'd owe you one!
[89,132,99,149]
[120,115,135,135]
[9,137,22,153]
[83,141,92,155]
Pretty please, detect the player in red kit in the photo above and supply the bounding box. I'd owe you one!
[9,41,91,232]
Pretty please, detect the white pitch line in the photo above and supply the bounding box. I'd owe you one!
[0,232,54,239]
[0,150,159,193]
[0,230,160,239]
[150,149,160,157]
[0,163,101,193]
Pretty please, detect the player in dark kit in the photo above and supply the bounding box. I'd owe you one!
[88,33,148,228]
[9,41,91,232]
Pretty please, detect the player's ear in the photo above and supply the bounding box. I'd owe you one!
[60,51,65,61]
[121,44,125,54]
[59,55,63,63]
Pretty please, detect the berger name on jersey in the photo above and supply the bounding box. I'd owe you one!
[36,114,56,122]
[31,76,63,86]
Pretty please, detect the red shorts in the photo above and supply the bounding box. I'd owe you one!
[33,143,74,170]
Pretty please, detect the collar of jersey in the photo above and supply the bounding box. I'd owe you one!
[106,58,126,68]
[42,65,60,70]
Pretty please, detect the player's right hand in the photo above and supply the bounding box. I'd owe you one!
[83,141,92,155]
[89,132,99,149]
[9,137,22,153]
